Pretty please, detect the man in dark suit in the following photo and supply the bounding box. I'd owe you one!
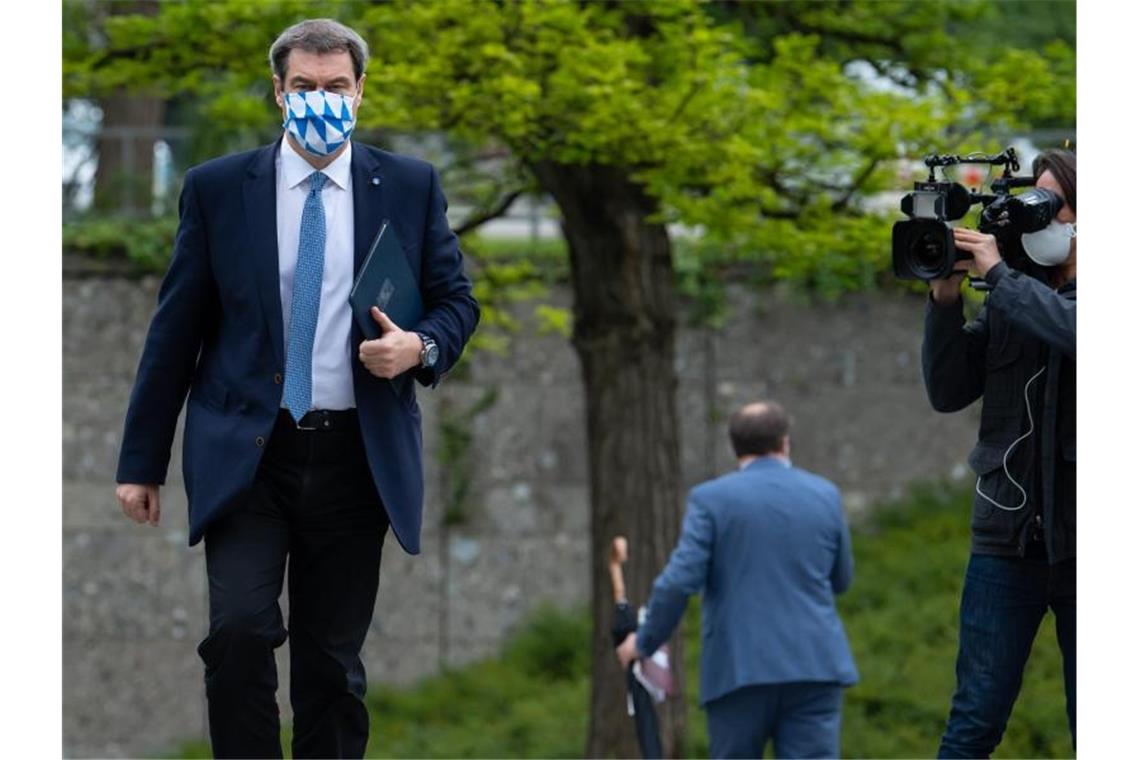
[114,18,479,759]
[618,401,858,759]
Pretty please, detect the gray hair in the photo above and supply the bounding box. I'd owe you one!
[269,18,369,83]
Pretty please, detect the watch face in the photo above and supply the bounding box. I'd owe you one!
[424,343,440,367]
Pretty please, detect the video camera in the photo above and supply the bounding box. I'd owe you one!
[891,147,1063,282]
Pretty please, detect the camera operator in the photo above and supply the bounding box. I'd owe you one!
[923,149,1075,758]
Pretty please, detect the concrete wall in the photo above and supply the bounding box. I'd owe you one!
[63,275,979,758]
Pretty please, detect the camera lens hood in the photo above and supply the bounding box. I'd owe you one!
[943,182,972,221]
[892,219,960,280]
[1011,187,1063,233]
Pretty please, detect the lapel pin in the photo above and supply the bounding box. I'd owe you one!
[371,176,381,186]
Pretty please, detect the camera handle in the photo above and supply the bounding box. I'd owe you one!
[968,276,993,292]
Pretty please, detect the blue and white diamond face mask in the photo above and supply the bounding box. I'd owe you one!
[282,90,356,156]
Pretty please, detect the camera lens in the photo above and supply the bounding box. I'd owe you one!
[908,230,947,278]
[892,218,956,280]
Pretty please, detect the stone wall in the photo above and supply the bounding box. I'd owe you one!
[63,275,979,758]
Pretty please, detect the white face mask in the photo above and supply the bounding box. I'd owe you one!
[1021,219,1075,267]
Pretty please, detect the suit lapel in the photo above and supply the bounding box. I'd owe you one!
[351,144,386,276]
[243,141,285,370]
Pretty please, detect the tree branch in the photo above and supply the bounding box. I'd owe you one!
[831,158,880,211]
[758,206,802,220]
[454,188,527,237]
[669,78,704,123]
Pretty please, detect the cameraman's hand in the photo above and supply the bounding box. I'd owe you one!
[929,262,970,305]
[952,228,1001,277]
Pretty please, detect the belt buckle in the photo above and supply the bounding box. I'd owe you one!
[295,410,337,431]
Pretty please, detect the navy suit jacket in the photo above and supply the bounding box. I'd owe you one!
[115,140,480,553]
[636,458,859,705]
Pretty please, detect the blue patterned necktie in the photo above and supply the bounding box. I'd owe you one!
[282,171,328,423]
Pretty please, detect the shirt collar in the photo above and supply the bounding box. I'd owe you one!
[742,455,792,471]
[279,134,352,191]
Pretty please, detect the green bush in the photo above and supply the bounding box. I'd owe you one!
[63,214,178,272]
[364,604,591,758]
[838,483,1073,759]
[172,482,1073,759]
[62,214,571,277]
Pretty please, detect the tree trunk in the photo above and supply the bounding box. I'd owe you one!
[93,94,165,215]
[531,161,686,758]
[92,0,164,215]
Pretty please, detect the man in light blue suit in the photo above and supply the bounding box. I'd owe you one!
[617,401,858,759]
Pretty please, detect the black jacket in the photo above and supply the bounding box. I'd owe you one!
[923,261,1076,563]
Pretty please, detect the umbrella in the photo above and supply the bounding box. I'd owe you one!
[610,536,673,759]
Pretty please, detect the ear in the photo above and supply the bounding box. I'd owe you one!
[354,74,366,110]
[273,75,285,110]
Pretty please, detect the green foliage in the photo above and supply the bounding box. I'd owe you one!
[673,236,734,328]
[65,0,1075,299]
[466,235,569,274]
[363,604,591,759]
[534,305,572,339]
[170,482,1072,759]
[500,603,594,683]
[950,0,1076,119]
[361,0,1072,297]
[459,235,563,359]
[838,482,1073,758]
[62,214,178,272]
[361,1,740,166]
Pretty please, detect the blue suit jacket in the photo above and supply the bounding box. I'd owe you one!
[636,458,859,705]
[115,140,479,553]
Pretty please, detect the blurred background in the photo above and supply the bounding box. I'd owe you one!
[62,1,1075,757]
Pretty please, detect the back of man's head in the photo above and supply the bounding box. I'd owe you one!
[729,401,791,459]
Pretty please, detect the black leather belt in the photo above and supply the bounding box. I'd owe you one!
[279,408,358,432]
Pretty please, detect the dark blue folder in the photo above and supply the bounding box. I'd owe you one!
[349,220,423,340]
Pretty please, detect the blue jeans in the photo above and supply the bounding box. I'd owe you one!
[706,682,844,759]
[938,553,1076,758]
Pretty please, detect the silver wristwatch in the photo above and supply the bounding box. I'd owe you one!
[416,332,439,368]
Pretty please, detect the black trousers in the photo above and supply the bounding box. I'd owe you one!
[197,410,389,759]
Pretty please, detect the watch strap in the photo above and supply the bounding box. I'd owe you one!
[416,332,437,368]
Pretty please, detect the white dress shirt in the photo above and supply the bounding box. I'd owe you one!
[276,134,356,411]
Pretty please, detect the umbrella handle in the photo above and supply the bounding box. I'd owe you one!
[609,536,628,603]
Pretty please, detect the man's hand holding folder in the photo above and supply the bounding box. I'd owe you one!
[358,306,423,379]
[350,220,428,380]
